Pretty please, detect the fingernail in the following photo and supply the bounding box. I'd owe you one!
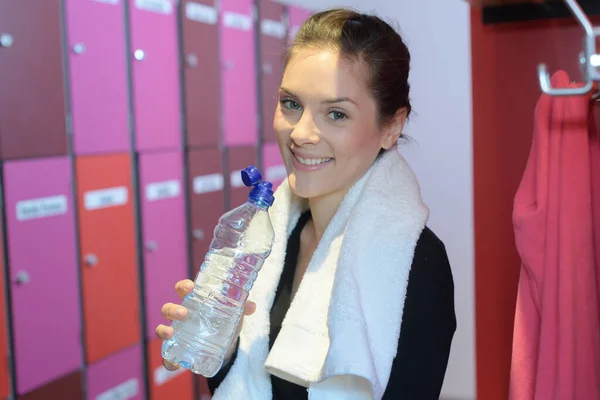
[176,307,185,317]
[185,282,194,291]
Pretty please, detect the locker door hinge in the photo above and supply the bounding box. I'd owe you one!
[66,113,73,136]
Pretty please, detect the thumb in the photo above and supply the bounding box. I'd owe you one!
[244,301,257,316]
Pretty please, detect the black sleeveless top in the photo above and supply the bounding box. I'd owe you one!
[207,210,456,399]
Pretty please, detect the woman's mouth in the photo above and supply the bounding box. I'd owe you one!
[290,149,334,171]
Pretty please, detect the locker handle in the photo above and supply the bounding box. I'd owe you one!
[0,33,14,48]
[186,53,198,68]
[192,229,204,241]
[146,241,158,252]
[72,43,86,55]
[84,254,99,267]
[14,271,29,285]
[134,49,145,61]
[223,60,235,70]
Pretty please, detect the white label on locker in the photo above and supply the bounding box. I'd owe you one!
[93,0,119,5]
[96,377,139,400]
[185,2,217,24]
[134,0,172,14]
[266,165,287,182]
[16,195,68,221]
[84,186,128,210]
[153,365,186,386]
[230,170,245,188]
[146,179,181,201]
[193,173,224,194]
[261,19,285,39]
[223,11,252,31]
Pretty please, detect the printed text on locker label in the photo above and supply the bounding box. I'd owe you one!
[16,195,68,221]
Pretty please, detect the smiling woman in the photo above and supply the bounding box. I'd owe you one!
[156,7,457,400]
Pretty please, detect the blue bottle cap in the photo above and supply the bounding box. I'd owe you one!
[241,165,275,207]
[241,165,262,187]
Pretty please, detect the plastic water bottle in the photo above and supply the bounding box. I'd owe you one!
[161,165,275,377]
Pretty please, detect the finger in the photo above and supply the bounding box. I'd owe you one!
[162,358,180,372]
[244,301,257,316]
[175,279,194,299]
[155,324,174,340]
[161,302,188,321]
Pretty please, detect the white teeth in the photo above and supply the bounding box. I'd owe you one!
[295,155,332,166]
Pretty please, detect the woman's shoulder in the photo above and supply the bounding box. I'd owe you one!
[408,226,455,293]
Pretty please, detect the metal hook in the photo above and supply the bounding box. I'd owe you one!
[538,0,597,96]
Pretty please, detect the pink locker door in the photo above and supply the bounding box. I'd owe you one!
[65,0,130,155]
[227,146,258,209]
[139,151,188,339]
[3,157,81,395]
[87,343,145,400]
[221,0,258,146]
[129,0,181,151]
[262,142,287,190]
[287,6,312,41]
[259,0,286,142]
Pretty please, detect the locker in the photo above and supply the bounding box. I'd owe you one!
[139,151,188,339]
[87,343,145,400]
[287,6,312,41]
[4,157,82,395]
[262,142,287,189]
[188,148,225,276]
[76,153,141,363]
[65,0,130,155]
[181,0,220,148]
[129,0,182,151]
[16,371,83,400]
[0,226,8,400]
[198,375,212,400]
[226,146,258,209]
[0,0,68,160]
[148,339,194,400]
[221,0,258,146]
[259,0,286,142]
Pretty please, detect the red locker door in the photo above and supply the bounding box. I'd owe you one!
[188,149,225,276]
[148,339,194,400]
[226,146,258,209]
[0,226,8,400]
[0,0,68,160]
[181,0,220,147]
[76,154,141,363]
[259,0,286,142]
[16,371,83,400]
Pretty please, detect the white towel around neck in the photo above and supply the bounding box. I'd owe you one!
[211,146,429,400]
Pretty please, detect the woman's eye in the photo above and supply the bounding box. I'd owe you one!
[328,111,347,121]
[281,99,301,110]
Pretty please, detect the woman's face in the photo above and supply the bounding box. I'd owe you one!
[273,47,403,200]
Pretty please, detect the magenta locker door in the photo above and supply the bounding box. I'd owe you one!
[262,142,287,190]
[259,0,286,142]
[287,6,312,41]
[3,157,81,395]
[0,0,68,160]
[65,0,130,155]
[87,343,145,400]
[220,0,258,146]
[139,151,188,339]
[181,0,220,148]
[129,0,181,151]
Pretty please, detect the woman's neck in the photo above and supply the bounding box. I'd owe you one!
[307,188,348,242]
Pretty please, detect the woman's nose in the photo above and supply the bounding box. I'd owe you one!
[290,113,320,145]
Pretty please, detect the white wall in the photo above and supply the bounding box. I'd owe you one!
[276,1,476,398]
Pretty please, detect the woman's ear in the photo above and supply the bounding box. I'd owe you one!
[381,108,408,150]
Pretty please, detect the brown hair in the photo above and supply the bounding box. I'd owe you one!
[285,8,412,128]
